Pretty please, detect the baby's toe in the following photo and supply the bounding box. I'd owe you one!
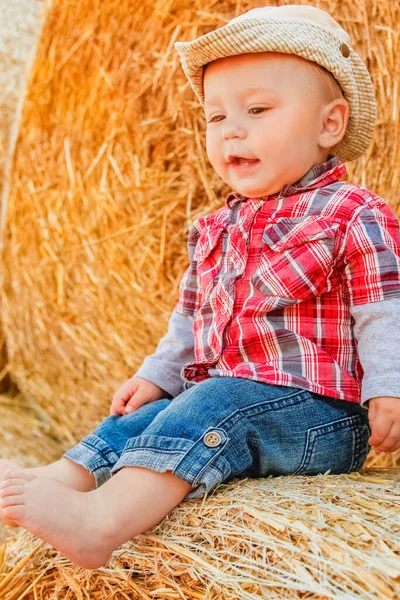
[0,484,25,498]
[0,491,24,508]
[0,477,30,489]
[3,470,36,482]
[2,504,25,523]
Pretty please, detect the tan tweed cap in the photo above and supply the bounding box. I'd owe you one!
[174,5,377,163]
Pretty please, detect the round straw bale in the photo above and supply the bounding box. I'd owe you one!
[0,0,48,394]
[0,0,399,475]
[1,472,400,598]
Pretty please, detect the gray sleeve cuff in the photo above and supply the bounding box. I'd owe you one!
[351,297,400,406]
[134,310,195,398]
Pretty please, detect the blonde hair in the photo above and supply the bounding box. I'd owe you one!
[304,60,344,102]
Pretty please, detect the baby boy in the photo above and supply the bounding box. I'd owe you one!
[0,4,399,571]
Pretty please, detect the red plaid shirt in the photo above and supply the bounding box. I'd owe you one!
[175,156,400,403]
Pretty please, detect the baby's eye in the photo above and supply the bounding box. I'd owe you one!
[249,107,267,115]
[207,115,225,123]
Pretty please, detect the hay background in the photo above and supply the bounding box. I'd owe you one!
[0,0,399,474]
[0,0,48,391]
[0,1,400,596]
[0,0,53,543]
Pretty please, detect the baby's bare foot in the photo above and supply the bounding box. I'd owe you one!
[0,458,95,528]
[0,459,28,527]
[0,471,117,569]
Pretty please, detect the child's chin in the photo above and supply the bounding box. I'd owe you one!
[234,186,271,199]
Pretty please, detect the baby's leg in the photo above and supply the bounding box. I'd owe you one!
[1,399,175,496]
[1,398,173,528]
[0,465,192,570]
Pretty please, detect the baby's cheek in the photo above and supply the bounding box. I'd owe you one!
[205,133,220,165]
[211,159,229,185]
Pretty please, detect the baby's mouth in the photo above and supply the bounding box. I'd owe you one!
[228,155,260,166]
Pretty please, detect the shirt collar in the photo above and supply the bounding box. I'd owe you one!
[225,155,347,208]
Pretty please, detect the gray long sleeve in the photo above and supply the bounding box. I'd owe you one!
[134,310,195,398]
[351,297,400,406]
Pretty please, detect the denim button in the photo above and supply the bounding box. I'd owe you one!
[203,431,222,447]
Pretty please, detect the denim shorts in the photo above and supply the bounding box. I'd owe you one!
[63,377,371,500]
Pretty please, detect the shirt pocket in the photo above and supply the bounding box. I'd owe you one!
[251,217,341,301]
[193,223,226,298]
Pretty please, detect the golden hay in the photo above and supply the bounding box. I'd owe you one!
[1,472,400,599]
[0,1,399,594]
[0,0,399,469]
[0,0,49,392]
[0,1,399,597]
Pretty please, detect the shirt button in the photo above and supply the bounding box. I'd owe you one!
[203,431,222,447]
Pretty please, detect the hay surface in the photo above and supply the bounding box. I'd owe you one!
[1,471,399,599]
[0,0,399,461]
[0,0,48,390]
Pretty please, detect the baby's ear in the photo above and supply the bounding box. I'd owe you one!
[319,98,349,150]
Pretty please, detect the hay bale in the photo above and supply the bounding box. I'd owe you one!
[0,0,49,394]
[1,472,400,598]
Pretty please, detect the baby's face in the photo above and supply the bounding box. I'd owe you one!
[203,52,337,198]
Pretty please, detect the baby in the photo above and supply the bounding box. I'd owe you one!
[1,4,400,571]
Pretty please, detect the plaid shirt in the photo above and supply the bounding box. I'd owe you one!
[175,156,400,403]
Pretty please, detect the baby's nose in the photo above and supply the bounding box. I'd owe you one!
[222,120,246,140]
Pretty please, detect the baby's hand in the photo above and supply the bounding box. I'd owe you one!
[110,376,167,416]
[367,396,400,453]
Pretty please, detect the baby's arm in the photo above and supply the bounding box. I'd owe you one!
[342,197,400,454]
[351,298,400,453]
[111,220,201,415]
[110,310,195,415]
[134,310,195,397]
[351,298,400,406]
